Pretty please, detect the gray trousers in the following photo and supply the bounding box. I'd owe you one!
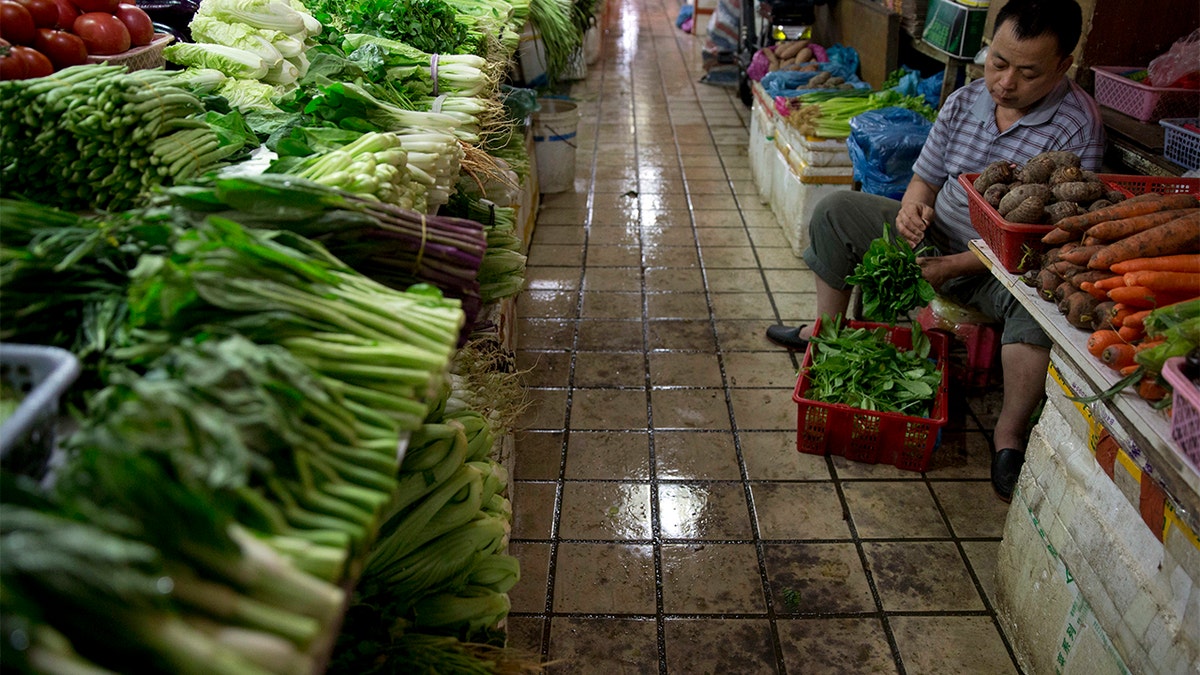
[800,191,1052,349]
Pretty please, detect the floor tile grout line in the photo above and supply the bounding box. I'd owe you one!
[656,7,797,673]
[534,25,611,661]
[923,481,1025,669]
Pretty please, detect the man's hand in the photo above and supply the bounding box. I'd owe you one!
[896,201,935,248]
[918,252,987,291]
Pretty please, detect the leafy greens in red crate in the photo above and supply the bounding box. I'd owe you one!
[845,222,935,324]
[806,315,942,417]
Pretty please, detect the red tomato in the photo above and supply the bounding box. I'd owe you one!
[0,1,37,44]
[73,11,127,54]
[71,0,116,10]
[0,44,28,79]
[11,43,51,75]
[14,0,56,27]
[53,0,77,30]
[113,2,149,45]
[34,27,83,67]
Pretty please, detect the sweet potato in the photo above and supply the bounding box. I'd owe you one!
[1056,192,1199,233]
[1083,208,1198,242]
[1051,180,1105,204]
[1060,245,1105,266]
[1088,211,1200,269]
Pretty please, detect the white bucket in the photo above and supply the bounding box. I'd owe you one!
[533,99,580,194]
[584,25,601,65]
[518,22,548,87]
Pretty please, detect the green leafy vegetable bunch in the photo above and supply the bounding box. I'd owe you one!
[806,315,943,417]
[845,222,936,324]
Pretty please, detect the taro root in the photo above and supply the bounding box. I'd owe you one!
[1087,199,1114,212]
[1051,180,1106,204]
[998,183,1051,216]
[1006,195,1047,223]
[1046,200,1086,223]
[1049,165,1083,185]
[973,160,1014,193]
[983,182,1010,207]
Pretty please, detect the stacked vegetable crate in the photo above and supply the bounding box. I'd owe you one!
[0,0,561,668]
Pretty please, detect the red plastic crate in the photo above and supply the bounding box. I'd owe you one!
[915,304,1000,388]
[793,319,950,472]
[957,172,1174,274]
[1091,66,1200,123]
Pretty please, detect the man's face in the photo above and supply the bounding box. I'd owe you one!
[984,20,1073,113]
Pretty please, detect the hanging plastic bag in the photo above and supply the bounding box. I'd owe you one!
[1148,28,1200,89]
[846,107,933,199]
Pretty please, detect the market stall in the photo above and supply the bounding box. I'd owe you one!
[0,0,595,669]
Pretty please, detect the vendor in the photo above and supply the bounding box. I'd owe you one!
[765,0,1105,500]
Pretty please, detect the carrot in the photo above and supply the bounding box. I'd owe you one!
[1111,303,1132,327]
[1086,329,1123,357]
[1041,227,1078,246]
[1088,211,1200,270]
[1135,339,1166,353]
[1056,192,1198,233]
[1082,236,1102,247]
[1061,245,1106,265]
[1137,376,1169,402]
[1100,343,1138,370]
[1079,281,1108,301]
[1110,254,1200,275]
[1107,285,1158,306]
[1093,276,1126,291]
[1119,364,1141,377]
[1123,309,1152,330]
[1084,208,1198,242]
[1118,324,1144,342]
[1122,271,1200,295]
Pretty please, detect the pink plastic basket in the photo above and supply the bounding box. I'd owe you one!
[1161,356,1200,470]
[1091,66,1200,123]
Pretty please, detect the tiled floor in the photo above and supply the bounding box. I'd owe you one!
[505,1,1025,672]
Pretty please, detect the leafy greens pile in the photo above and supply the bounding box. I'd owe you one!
[806,315,943,418]
[845,222,936,324]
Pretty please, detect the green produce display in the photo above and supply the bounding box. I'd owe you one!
[0,66,246,211]
[806,315,943,417]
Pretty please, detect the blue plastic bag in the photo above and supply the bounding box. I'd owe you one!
[846,107,933,200]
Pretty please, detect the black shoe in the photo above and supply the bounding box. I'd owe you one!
[991,448,1025,503]
[766,324,809,351]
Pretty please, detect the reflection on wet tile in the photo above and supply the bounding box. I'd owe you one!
[525,267,582,291]
[659,483,751,539]
[740,431,829,480]
[651,389,729,430]
[663,619,775,674]
[723,351,797,388]
[516,318,575,349]
[533,225,587,245]
[511,481,556,540]
[509,541,550,613]
[643,245,700,268]
[576,319,644,350]
[661,544,765,613]
[588,245,643,267]
[553,543,656,613]
[582,291,642,319]
[517,350,571,388]
[644,267,706,292]
[713,320,783,351]
[709,292,777,320]
[521,290,581,318]
[547,618,659,675]
[537,208,588,226]
[559,481,652,540]
[696,227,753,249]
[890,616,1018,675]
[565,431,650,479]
[649,352,723,387]
[570,389,648,430]
[777,619,898,674]
[513,430,563,480]
[842,482,950,539]
[863,542,985,612]
[932,481,1012,538]
[645,292,710,320]
[518,388,569,430]
[646,319,718,351]
[729,388,798,431]
[763,543,875,614]
[528,244,585,267]
[752,482,851,540]
[587,226,642,248]
[702,246,761,268]
[705,269,768,293]
[654,430,741,480]
[582,266,642,292]
[574,352,648,388]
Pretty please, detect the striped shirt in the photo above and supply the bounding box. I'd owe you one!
[913,77,1106,253]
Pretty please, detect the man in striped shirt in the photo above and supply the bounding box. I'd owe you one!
[766,0,1105,501]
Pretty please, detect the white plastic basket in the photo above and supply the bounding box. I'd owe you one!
[0,344,80,475]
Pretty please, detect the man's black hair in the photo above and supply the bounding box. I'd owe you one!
[995,0,1083,58]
